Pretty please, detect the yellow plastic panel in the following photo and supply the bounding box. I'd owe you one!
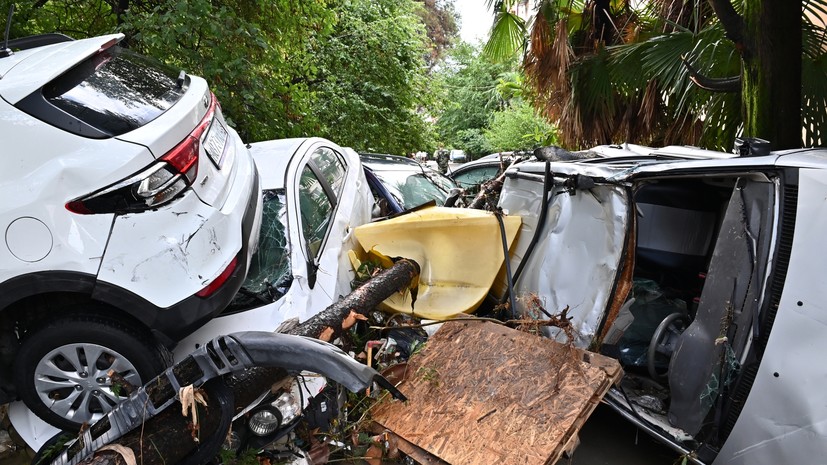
[353,206,521,319]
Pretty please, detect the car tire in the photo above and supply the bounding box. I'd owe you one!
[12,313,172,431]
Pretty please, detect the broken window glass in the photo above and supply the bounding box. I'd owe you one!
[375,171,449,210]
[311,147,347,199]
[228,190,291,311]
[453,166,500,196]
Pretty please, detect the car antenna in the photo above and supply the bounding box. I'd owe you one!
[0,4,14,58]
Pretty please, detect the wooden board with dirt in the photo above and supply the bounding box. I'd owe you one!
[371,320,623,465]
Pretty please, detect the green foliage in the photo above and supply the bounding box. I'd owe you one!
[0,0,118,38]
[435,43,517,156]
[483,9,525,61]
[120,0,335,142]
[415,0,460,70]
[2,0,440,151]
[484,101,558,151]
[485,0,827,150]
[309,0,436,154]
[455,128,493,155]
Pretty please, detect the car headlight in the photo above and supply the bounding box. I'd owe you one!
[248,408,281,436]
[247,390,303,437]
[272,391,301,425]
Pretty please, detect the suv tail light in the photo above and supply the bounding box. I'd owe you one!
[197,256,238,297]
[66,93,218,215]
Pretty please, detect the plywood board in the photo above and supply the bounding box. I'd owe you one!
[371,320,622,465]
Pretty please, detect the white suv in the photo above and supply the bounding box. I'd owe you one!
[0,33,262,430]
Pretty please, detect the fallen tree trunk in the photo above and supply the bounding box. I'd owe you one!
[69,259,420,465]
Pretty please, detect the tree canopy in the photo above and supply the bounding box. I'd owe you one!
[434,43,557,156]
[485,0,827,150]
[2,0,456,154]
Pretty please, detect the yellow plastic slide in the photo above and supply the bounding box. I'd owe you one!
[351,206,521,319]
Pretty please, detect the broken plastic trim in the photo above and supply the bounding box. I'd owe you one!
[48,332,405,465]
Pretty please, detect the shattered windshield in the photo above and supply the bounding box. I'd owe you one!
[228,190,292,311]
[375,170,449,209]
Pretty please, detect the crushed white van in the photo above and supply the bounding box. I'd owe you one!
[497,140,827,464]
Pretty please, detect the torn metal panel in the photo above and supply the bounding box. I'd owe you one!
[371,321,622,465]
[597,209,636,346]
[499,180,630,347]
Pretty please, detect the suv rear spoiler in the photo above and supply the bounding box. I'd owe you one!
[8,33,72,51]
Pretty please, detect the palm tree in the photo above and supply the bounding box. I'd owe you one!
[485,0,827,150]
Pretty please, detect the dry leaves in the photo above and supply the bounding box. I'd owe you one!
[179,385,209,443]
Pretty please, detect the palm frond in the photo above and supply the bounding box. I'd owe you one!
[803,21,827,59]
[567,47,618,145]
[804,0,827,24]
[483,11,527,61]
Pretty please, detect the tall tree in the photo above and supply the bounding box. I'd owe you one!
[435,43,515,155]
[710,0,802,149]
[308,0,436,154]
[2,0,439,151]
[416,0,460,71]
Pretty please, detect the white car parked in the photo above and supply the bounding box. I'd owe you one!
[11,137,376,453]
[0,33,262,430]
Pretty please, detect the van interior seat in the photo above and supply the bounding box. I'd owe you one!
[634,181,724,287]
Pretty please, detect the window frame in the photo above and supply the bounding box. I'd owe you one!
[295,145,350,287]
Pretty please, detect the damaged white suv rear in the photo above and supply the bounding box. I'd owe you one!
[0,33,261,430]
[499,140,827,464]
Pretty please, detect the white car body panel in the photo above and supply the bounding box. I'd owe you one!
[713,167,827,464]
[3,32,264,440]
[499,178,629,346]
[502,148,827,465]
[115,77,237,209]
[97,131,259,307]
[0,105,153,280]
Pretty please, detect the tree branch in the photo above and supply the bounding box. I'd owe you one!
[707,0,747,53]
[681,54,741,93]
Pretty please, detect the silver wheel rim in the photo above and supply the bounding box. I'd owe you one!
[33,343,142,425]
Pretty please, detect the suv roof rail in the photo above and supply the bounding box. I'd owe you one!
[8,33,73,51]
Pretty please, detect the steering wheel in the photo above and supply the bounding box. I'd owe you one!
[647,312,690,380]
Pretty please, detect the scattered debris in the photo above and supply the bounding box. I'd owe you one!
[97,445,137,465]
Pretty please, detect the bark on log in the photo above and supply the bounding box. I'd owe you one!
[469,176,505,210]
[70,259,420,465]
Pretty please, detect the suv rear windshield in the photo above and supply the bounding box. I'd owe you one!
[17,45,186,138]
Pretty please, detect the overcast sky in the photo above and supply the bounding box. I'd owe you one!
[454,0,493,44]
